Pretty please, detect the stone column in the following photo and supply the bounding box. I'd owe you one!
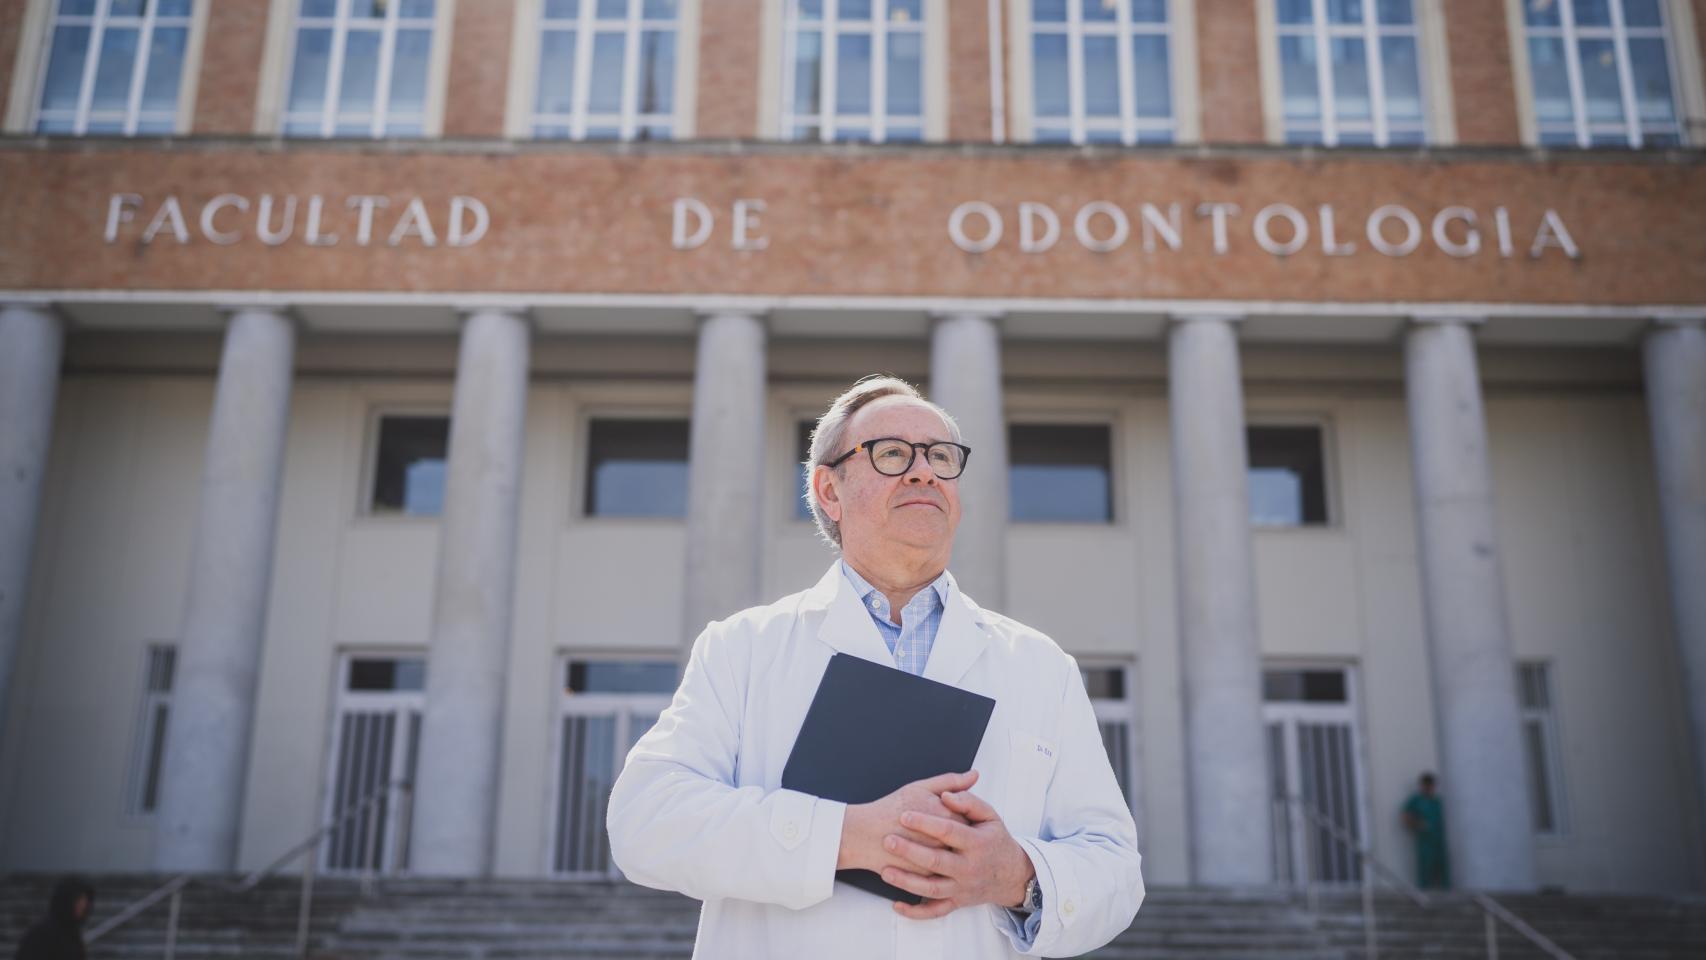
[1642,316,1706,841]
[0,305,64,740]
[1404,315,1536,891]
[1166,313,1272,886]
[929,312,1008,610]
[154,307,296,872]
[410,307,531,876]
[683,310,767,637]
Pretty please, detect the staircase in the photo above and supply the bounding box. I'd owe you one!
[4,873,1704,959]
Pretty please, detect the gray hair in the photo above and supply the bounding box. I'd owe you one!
[803,375,963,548]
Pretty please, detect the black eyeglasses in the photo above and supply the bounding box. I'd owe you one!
[825,437,972,480]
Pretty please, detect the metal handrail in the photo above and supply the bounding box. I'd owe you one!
[86,779,412,958]
[1273,793,1576,960]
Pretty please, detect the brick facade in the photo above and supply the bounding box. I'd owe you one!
[190,0,272,135]
[1444,0,1521,145]
[1194,0,1266,143]
[443,0,517,138]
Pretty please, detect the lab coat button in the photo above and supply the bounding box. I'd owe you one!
[784,823,799,840]
[1063,900,1076,916]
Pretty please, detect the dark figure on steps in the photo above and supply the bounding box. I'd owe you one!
[13,875,94,960]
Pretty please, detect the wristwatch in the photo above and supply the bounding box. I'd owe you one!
[1014,875,1043,915]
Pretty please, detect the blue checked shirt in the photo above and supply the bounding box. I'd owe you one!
[838,560,1044,947]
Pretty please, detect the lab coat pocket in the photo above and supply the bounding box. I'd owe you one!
[1004,730,1058,839]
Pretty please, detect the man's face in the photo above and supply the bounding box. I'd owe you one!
[814,396,962,559]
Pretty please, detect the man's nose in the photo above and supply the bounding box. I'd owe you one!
[903,450,936,484]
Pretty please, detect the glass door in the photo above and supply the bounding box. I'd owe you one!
[1264,666,1368,885]
[321,655,424,875]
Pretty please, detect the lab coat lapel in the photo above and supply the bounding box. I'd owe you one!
[801,562,895,666]
[922,570,989,688]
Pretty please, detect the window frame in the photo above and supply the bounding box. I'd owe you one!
[779,0,931,142]
[14,0,208,136]
[1516,659,1571,838]
[1023,0,1179,145]
[576,409,694,522]
[357,405,453,521]
[1245,415,1340,531]
[1006,418,1119,525]
[1265,0,1431,147]
[1513,0,1689,148]
[123,642,176,819]
[1077,659,1143,831]
[526,0,684,140]
[277,0,448,138]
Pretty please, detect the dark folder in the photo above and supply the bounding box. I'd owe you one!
[781,652,997,904]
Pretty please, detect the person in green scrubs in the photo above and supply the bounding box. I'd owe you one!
[1402,772,1450,889]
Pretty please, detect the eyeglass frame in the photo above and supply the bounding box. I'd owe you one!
[822,437,974,480]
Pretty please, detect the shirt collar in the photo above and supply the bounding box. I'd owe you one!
[839,559,950,616]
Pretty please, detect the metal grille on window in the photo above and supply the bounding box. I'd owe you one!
[1082,665,1138,814]
[1029,0,1175,145]
[322,656,423,874]
[533,0,680,140]
[1265,667,1366,885]
[783,0,926,142]
[1522,0,1682,148]
[283,0,437,138]
[36,0,194,135]
[1275,0,1427,146]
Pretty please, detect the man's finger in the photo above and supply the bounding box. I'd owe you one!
[885,833,969,877]
[881,867,955,901]
[901,811,978,850]
[915,769,978,794]
[940,789,1002,824]
[893,897,958,920]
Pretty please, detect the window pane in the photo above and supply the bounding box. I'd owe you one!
[792,30,823,115]
[1080,0,1115,22]
[1279,35,1320,121]
[1628,38,1675,123]
[372,416,450,515]
[1380,35,1422,123]
[1131,33,1170,119]
[338,29,383,117]
[110,0,143,16]
[1248,426,1328,526]
[389,28,432,118]
[287,29,332,117]
[1577,39,1625,124]
[1032,34,1070,118]
[841,0,872,19]
[545,0,580,16]
[400,0,436,16]
[349,658,427,692]
[140,26,188,115]
[1524,720,1555,831]
[1263,670,1348,703]
[1081,667,1126,700]
[588,31,625,113]
[1277,0,1313,24]
[1572,0,1612,26]
[1376,0,1413,24]
[1622,0,1663,27]
[1034,0,1068,22]
[1083,35,1120,117]
[887,31,922,116]
[566,660,679,694]
[644,0,679,17]
[884,122,921,140]
[39,26,91,114]
[1130,0,1167,23]
[595,0,626,16]
[889,0,923,21]
[1331,36,1370,122]
[1326,0,1362,24]
[585,419,689,518]
[798,0,823,17]
[1008,424,1113,523]
[537,29,577,115]
[1523,0,1560,26]
[91,27,139,115]
[302,0,337,15]
[637,30,675,114]
[1528,37,1572,123]
[57,0,96,14]
[836,32,872,114]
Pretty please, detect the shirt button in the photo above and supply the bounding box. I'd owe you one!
[870,598,881,609]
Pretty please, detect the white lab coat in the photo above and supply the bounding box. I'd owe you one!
[607,562,1144,959]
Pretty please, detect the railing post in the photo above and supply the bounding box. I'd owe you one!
[297,838,318,959]
[163,888,181,960]
[1485,910,1500,960]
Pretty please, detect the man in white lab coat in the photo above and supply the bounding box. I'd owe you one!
[607,376,1144,958]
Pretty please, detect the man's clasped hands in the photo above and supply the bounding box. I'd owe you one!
[835,769,1037,920]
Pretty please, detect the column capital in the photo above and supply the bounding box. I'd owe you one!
[453,303,533,327]
[928,310,1005,336]
[694,307,770,330]
[1647,313,1706,331]
[214,303,301,330]
[1407,312,1488,328]
[1166,310,1246,328]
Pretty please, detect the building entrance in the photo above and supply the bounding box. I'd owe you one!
[1264,666,1368,886]
[321,655,424,875]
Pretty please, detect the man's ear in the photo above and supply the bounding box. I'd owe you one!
[812,465,843,522]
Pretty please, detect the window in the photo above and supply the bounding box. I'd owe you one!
[794,419,815,521]
[1262,667,1347,702]
[1275,0,1426,146]
[323,654,423,874]
[1009,423,1114,523]
[1247,424,1330,527]
[283,0,437,137]
[1522,0,1683,147]
[1517,661,1568,835]
[782,0,925,142]
[368,414,449,516]
[35,0,193,135]
[532,0,679,140]
[584,417,689,517]
[1028,0,1175,144]
[1081,664,1139,812]
[126,644,175,815]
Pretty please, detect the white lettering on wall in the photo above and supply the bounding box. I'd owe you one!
[948,201,1003,253]
[105,193,491,249]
